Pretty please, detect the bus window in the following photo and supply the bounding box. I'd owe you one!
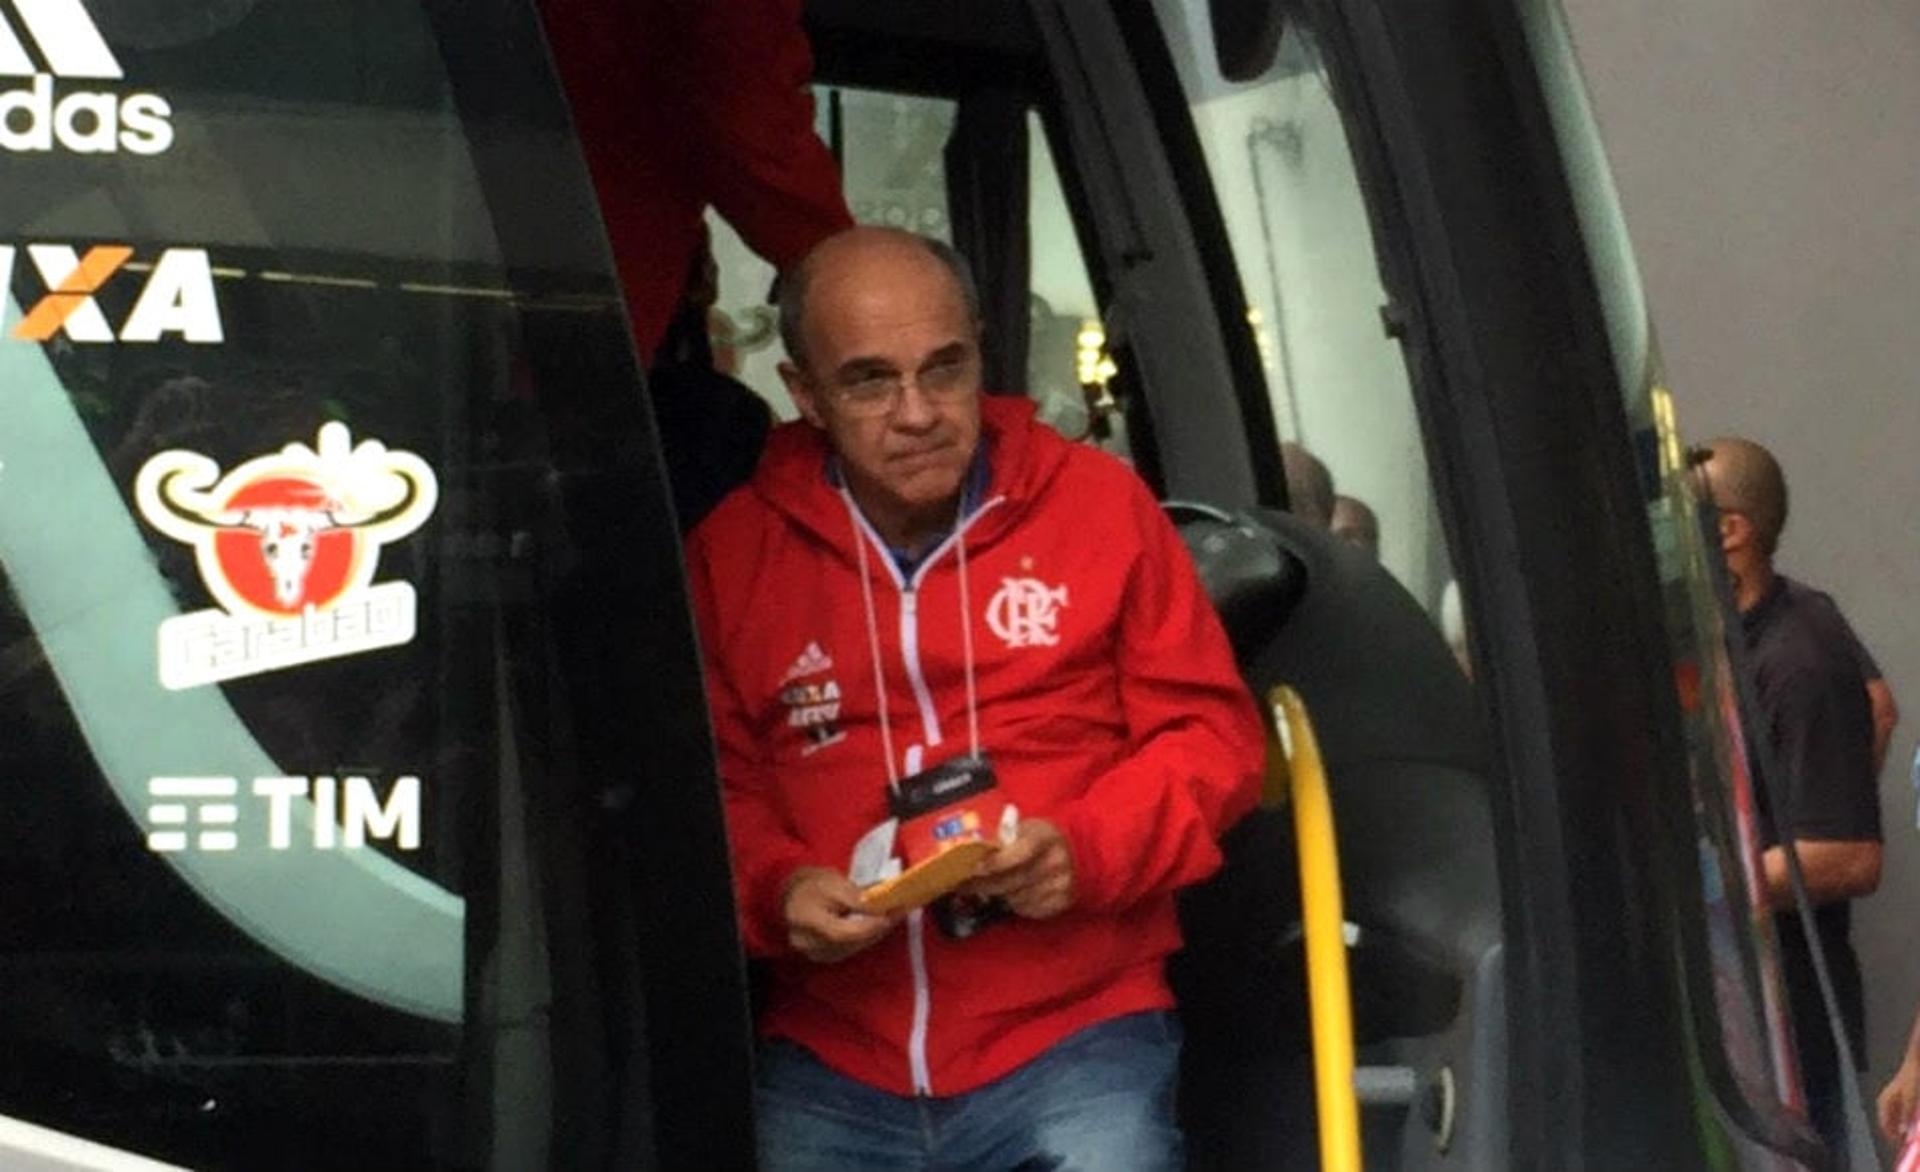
[1152,8,1458,630]
[708,87,1136,465]
[1519,0,1810,1149]
[0,2,743,1167]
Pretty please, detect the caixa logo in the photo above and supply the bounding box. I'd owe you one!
[0,0,173,154]
[2,244,222,343]
[136,423,439,689]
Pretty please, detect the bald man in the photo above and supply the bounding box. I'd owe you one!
[686,228,1264,1169]
[1699,436,1884,1156]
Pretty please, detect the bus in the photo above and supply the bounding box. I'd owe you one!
[0,0,1853,1166]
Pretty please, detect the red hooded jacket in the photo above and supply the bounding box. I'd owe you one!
[540,0,853,365]
[685,397,1265,1096]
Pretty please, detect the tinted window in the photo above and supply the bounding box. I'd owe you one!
[0,2,734,1167]
[1153,10,1460,640]
[1517,0,1807,1140]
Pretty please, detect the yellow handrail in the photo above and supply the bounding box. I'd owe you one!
[1270,684,1362,1172]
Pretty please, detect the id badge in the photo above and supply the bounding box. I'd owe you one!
[888,754,1004,853]
[887,756,1020,937]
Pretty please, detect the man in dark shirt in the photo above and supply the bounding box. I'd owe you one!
[1701,437,1883,1157]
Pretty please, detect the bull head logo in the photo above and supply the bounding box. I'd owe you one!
[136,422,438,617]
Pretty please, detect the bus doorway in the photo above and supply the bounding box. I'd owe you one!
[0,0,1856,1168]
[700,0,1844,1166]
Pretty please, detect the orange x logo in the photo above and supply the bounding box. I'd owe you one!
[12,246,134,342]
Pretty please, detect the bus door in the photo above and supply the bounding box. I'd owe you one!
[775,1,1833,1168]
[0,2,751,1167]
[771,2,1505,1167]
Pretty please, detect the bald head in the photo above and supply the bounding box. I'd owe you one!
[1700,436,1789,556]
[778,227,980,369]
[1280,442,1335,529]
[1331,494,1379,557]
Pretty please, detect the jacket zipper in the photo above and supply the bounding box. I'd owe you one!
[900,589,942,751]
[850,497,1004,1096]
[906,910,933,1094]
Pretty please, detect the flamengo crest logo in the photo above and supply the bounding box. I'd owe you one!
[0,0,174,154]
[986,577,1069,649]
[135,423,439,690]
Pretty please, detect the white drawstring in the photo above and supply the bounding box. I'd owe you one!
[844,489,902,791]
[953,517,982,761]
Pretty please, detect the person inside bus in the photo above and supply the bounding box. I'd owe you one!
[538,0,854,366]
[1330,493,1379,557]
[1698,436,1883,1156]
[685,227,1265,1169]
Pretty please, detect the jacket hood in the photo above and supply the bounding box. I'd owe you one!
[748,395,1074,551]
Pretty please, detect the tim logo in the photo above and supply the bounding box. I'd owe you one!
[2,244,222,343]
[135,422,439,690]
[0,0,174,154]
[146,775,423,855]
[986,577,1069,649]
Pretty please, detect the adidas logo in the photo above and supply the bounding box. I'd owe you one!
[781,641,834,684]
[0,0,174,155]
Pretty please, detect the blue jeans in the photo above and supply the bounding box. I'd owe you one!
[755,1011,1185,1171]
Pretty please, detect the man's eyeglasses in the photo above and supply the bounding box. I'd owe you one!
[830,352,978,418]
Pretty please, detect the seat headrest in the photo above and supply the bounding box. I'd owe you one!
[1166,502,1306,662]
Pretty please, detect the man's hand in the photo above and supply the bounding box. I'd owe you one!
[782,866,901,963]
[962,819,1075,920]
[1880,1059,1920,1143]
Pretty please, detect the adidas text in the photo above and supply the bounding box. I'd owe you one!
[0,73,171,154]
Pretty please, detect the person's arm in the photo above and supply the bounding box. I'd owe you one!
[669,0,854,269]
[1040,477,1266,915]
[1879,1004,1920,1142]
[1867,676,1898,777]
[1760,839,1882,909]
[1760,662,1883,910]
[686,524,873,961]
